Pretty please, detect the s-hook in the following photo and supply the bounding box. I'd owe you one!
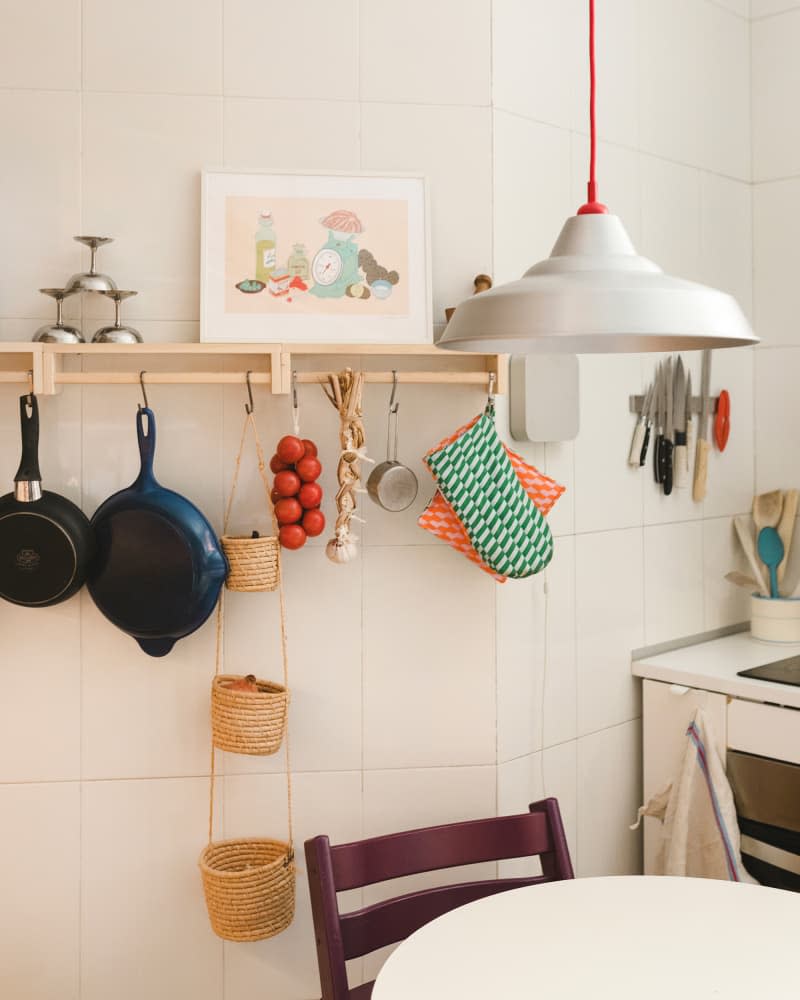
[485,371,496,417]
[389,370,399,415]
[245,370,254,414]
[291,369,300,435]
[139,370,149,410]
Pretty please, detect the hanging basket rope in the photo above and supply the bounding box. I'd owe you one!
[200,406,295,943]
[221,408,280,593]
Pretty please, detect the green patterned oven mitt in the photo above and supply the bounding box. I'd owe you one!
[424,412,554,579]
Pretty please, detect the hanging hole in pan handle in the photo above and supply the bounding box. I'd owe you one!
[245,370,254,414]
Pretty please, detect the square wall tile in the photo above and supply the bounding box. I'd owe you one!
[577,720,642,877]
[493,111,572,286]
[81,778,223,1000]
[639,0,702,168]
[224,99,360,171]
[573,353,645,534]
[222,771,363,1000]
[361,0,491,106]
[224,0,358,100]
[492,0,581,129]
[575,528,644,736]
[753,179,800,347]
[0,0,80,89]
[497,573,546,762]
[755,346,800,490]
[700,174,753,321]
[752,10,800,180]
[640,156,702,282]
[83,0,222,95]
[362,102,492,325]
[0,91,81,320]
[704,516,752,631]
[0,783,80,1000]
[363,546,495,769]
[698,1,750,180]
[544,440,575,537]
[82,93,223,323]
[643,521,705,646]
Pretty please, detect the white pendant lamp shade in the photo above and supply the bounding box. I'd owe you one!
[438,213,757,354]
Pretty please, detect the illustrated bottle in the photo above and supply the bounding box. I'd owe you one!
[255,211,277,282]
[287,243,310,280]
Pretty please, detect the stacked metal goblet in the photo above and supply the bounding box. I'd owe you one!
[33,236,142,344]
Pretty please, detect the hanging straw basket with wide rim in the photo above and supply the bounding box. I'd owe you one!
[221,533,280,592]
[199,837,296,943]
[221,408,281,593]
[211,674,289,756]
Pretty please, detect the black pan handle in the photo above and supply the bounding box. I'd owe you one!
[14,394,42,484]
[136,406,157,486]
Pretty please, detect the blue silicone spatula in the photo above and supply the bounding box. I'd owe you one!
[758,526,785,599]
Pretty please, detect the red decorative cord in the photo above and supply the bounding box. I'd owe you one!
[578,0,608,215]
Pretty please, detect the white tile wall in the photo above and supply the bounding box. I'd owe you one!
[752,9,800,180]
[0,1,758,996]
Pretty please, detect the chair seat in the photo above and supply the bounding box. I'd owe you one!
[349,982,374,999]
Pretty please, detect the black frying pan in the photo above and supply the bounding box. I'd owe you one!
[88,406,227,657]
[0,394,94,607]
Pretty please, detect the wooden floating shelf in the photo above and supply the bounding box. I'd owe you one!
[0,342,507,397]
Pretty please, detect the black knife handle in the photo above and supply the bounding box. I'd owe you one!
[639,423,651,467]
[662,439,674,496]
[675,430,687,447]
[653,434,663,483]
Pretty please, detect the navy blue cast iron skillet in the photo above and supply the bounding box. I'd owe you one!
[88,407,227,657]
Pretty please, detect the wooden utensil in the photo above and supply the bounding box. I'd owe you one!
[724,571,759,591]
[733,515,769,596]
[753,490,784,531]
[777,488,798,586]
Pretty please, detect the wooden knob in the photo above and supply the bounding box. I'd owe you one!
[473,274,493,294]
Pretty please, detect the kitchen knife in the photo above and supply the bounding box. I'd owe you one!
[660,357,674,495]
[628,381,653,466]
[693,349,712,502]
[652,363,664,484]
[640,374,658,467]
[685,369,694,481]
[673,357,688,489]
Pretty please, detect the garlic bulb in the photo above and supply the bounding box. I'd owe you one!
[326,536,358,564]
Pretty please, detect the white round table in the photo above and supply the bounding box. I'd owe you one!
[372,876,800,999]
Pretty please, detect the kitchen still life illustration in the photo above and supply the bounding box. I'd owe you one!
[202,171,431,344]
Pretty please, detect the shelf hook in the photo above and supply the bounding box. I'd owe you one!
[389,369,399,414]
[485,370,496,416]
[138,370,149,410]
[245,370,254,414]
[291,369,300,435]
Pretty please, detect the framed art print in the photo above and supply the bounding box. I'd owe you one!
[201,170,432,344]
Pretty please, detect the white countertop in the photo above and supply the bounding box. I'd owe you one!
[633,631,800,708]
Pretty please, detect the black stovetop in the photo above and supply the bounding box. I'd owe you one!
[738,656,800,687]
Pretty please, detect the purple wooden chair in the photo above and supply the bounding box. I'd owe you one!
[305,796,574,1000]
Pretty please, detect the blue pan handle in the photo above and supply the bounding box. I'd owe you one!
[135,406,157,488]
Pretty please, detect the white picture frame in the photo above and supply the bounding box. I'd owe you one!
[201,169,432,345]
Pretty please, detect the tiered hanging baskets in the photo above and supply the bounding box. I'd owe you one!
[200,405,295,943]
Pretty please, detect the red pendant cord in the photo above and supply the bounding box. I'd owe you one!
[578,0,608,215]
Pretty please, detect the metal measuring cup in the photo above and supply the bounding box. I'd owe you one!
[367,372,419,512]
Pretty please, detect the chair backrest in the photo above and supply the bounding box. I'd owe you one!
[305,797,573,1000]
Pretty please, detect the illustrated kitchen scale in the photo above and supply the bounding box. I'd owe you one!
[738,656,800,687]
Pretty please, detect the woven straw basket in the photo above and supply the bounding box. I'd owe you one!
[221,534,280,592]
[199,838,296,942]
[211,675,288,756]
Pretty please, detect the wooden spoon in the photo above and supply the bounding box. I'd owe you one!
[733,515,769,596]
[725,571,760,591]
[753,490,784,531]
[777,489,799,586]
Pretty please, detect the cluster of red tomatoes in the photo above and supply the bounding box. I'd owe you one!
[270,435,325,550]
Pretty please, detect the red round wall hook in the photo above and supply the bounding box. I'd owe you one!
[577,0,609,216]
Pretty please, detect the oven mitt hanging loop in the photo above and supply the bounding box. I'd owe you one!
[424,412,553,579]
